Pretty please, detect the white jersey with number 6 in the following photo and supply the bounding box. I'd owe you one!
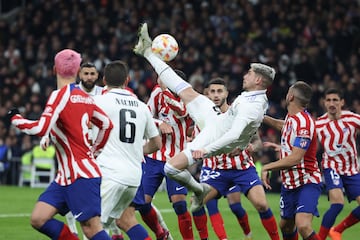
[93,88,159,186]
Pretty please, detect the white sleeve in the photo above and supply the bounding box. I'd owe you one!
[203,103,259,153]
[144,106,160,139]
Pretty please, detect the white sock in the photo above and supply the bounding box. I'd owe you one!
[65,212,78,234]
[145,51,191,94]
[164,163,202,193]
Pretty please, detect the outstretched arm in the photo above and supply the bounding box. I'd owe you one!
[263,115,284,131]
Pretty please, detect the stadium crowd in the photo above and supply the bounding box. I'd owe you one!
[0,0,360,188]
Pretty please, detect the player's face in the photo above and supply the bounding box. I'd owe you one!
[242,68,257,91]
[208,84,228,108]
[79,67,99,91]
[324,93,344,115]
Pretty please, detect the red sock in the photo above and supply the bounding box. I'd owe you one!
[317,225,330,240]
[141,206,164,238]
[334,213,360,233]
[178,211,194,239]
[59,224,79,240]
[210,213,227,239]
[237,212,251,235]
[193,213,208,239]
[261,215,280,240]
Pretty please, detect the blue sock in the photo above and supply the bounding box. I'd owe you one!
[352,206,360,219]
[38,219,63,239]
[192,207,206,216]
[173,200,187,215]
[206,199,219,215]
[282,228,297,239]
[138,202,152,215]
[126,224,150,240]
[90,230,111,240]
[229,203,246,218]
[321,203,343,228]
[259,208,273,219]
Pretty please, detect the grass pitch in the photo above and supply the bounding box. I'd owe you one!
[0,186,358,239]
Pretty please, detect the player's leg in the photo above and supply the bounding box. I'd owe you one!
[138,158,169,239]
[329,174,360,239]
[192,207,209,240]
[116,206,152,240]
[168,177,196,240]
[108,220,124,240]
[318,169,344,239]
[152,203,174,240]
[205,199,227,240]
[227,189,252,239]
[279,218,298,240]
[31,182,78,239]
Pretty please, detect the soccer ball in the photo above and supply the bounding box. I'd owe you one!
[151,34,179,62]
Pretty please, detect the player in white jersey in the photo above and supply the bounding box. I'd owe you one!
[93,60,161,240]
[133,23,275,211]
[262,81,322,240]
[315,88,360,240]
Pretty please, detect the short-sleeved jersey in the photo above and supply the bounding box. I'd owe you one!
[280,111,321,189]
[146,85,191,161]
[12,83,113,186]
[188,90,268,157]
[93,89,159,187]
[316,110,360,175]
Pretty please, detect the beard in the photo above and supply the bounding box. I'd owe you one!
[81,80,96,91]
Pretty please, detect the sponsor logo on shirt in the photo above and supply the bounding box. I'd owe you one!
[70,95,94,104]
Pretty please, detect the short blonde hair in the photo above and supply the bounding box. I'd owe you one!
[251,63,276,82]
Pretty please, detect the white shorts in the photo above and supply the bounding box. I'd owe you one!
[100,178,137,225]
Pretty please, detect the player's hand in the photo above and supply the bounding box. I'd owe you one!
[261,166,272,190]
[263,142,281,152]
[229,147,241,157]
[192,148,207,160]
[40,136,50,151]
[159,122,173,134]
[7,108,20,121]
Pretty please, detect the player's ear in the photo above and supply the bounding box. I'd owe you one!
[102,76,106,86]
[125,76,130,86]
[53,65,57,75]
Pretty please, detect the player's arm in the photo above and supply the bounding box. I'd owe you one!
[162,90,187,117]
[90,104,114,155]
[263,115,284,131]
[11,87,67,137]
[143,135,162,154]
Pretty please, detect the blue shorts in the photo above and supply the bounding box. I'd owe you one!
[143,156,188,201]
[323,168,360,202]
[280,183,321,219]
[132,162,146,208]
[38,178,101,222]
[199,166,261,197]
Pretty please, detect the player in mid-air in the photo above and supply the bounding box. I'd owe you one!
[93,60,162,240]
[133,23,277,219]
[315,88,360,240]
[191,78,278,240]
[262,81,322,240]
[9,49,113,240]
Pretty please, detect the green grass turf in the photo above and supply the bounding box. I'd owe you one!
[0,186,358,239]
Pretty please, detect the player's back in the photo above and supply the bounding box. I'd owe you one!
[94,88,155,186]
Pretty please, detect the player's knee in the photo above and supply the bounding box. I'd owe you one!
[30,214,47,230]
[164,162,181,177]
[173,200,187,215]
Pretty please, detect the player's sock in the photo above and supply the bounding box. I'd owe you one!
[90,230,111,240]
[38,219,78,240]
[282,229,299,240]
[205,199,227,239]
[139,203,164,238]
[259,209,280,240]
[334,206,360,233]
[304,231,320,240]
[152,204,170,231]
[144,52,191,94]
[65,212,79,235]
[126,224,152,240]
[164,163,203,194]
[173,201,194,239]
[230,202,251,235]
[192,207,209,239]
[318,203,343,239]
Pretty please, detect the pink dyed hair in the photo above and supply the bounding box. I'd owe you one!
[54,49,82,78]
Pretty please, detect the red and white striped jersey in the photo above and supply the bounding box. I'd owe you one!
[12,83,113,186]
[280,111,321,189]
[316,110,360,175]
[146,85,191,161]
[193,124,255,170]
